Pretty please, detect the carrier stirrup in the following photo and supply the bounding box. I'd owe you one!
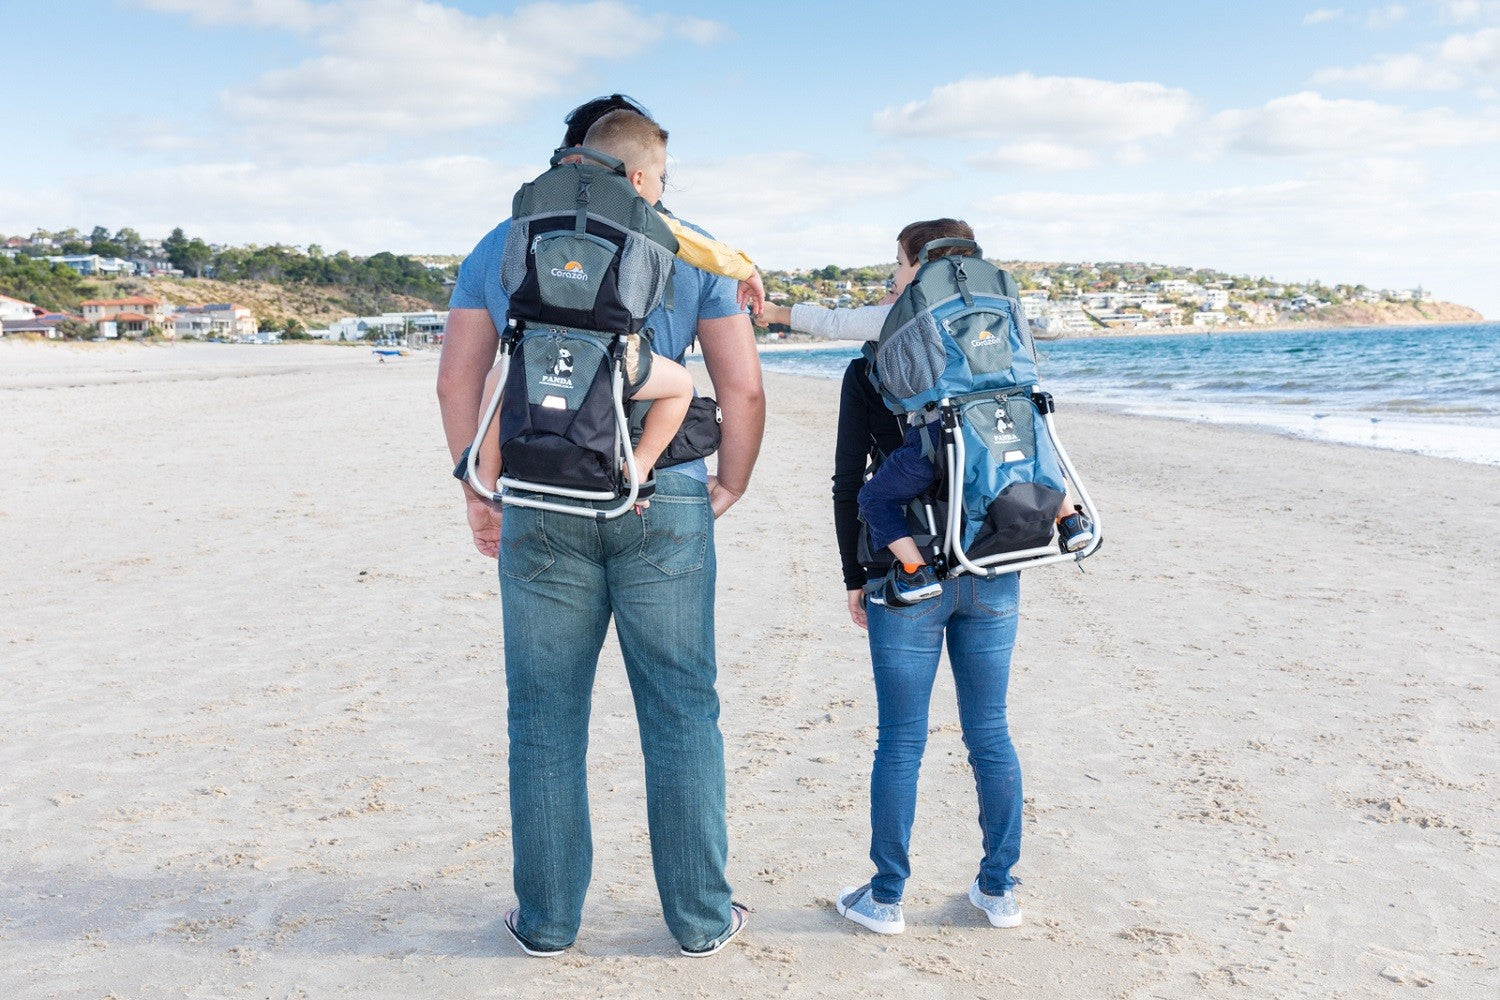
[464,339,651,522]
[939,389,1103,579]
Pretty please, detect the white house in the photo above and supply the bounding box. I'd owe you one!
[0,294,39,322]
[173,303,257,340]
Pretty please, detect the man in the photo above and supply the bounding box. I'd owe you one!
[435,94,765,957]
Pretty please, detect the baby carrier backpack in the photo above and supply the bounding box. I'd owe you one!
[461,146,689,519]
[868,237,1102,577]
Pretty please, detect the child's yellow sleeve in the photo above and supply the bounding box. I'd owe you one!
[661,214,756,281]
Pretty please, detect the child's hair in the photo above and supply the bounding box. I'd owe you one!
[897,218,975,265]
[582,110,669,174]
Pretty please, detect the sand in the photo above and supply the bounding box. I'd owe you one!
[1,339,1495,998]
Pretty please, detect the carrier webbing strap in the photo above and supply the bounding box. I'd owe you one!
[952,259,974,306]
[574,178,592,233]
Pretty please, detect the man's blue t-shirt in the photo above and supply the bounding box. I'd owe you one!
[450,218,740,483]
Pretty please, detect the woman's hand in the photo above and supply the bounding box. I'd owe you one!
[847,589,868,630]
[758,303,792,328]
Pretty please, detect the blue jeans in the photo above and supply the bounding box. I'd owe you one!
[864,572,1022,904]
[498,473,733,951]
[858,423,939,552]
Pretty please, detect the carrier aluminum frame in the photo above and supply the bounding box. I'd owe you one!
[463,323,650,521]
[935,388,1102,579]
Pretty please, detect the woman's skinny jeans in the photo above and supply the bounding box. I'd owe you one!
[864,572,1022,904]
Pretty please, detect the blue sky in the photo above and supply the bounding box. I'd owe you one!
[4,0,1499,315]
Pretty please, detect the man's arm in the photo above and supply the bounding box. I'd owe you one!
[437,307,502,555]
[696,311,764,517]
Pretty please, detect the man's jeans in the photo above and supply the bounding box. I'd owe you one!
[864,572,1023,904]
[498,473,733,951]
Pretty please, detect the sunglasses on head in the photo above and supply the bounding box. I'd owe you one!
[563,93,652,127]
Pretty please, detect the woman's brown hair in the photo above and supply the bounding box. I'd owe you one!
[897,218,975,265]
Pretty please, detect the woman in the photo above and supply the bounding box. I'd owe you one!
[764,219,1027,934]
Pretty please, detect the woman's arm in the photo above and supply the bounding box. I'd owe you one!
[832,361,874,595]
[790,302,891,342]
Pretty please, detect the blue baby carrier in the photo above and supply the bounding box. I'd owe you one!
[868,237,1102,577]
[460,146,691,520]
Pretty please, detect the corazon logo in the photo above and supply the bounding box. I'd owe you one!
[551,260,589,281]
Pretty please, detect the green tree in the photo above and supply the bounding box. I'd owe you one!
[56,318,95,340]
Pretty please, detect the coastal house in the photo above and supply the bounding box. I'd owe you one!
[79,296,170,337]
[1,311,81,338]
[44,254,138,277]
[0,293,39,322]
[173,303,257,340]
[325,310,447,346]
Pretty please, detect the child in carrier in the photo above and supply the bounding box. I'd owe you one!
[759,219,1093,605]
[472,109,761,501]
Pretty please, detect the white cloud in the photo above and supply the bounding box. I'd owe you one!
[675,17,731,44]
[872,74,1198,145]
[134,0,330,31]
[1440,0,1500,24]
[134,1,683,155]
[654,151,941,266]
[1314,25,1500,89]
[1210,90,1500,155]
[1365,4,1408,28]
[871,74,1197,175]
[968,141,1099,171]
[1304,7,1345,24]
[969,165,1500,315]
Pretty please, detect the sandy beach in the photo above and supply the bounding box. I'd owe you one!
[1,340,1495,998]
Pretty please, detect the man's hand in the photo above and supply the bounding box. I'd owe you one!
[707,475,743,518]
[847,589,868,630]
[466,496,502,557]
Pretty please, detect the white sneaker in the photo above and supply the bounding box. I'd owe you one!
[968,879,1022,928]
[836,884,905,934]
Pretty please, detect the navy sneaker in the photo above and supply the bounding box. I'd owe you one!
[882,562,942,606]
[1057,507,1093,553]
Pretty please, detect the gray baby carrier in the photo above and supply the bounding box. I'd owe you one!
[868,237,1102,577]
[461,146,698,519]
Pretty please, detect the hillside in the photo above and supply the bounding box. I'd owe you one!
[1300,300,1485,327]
[102,275,444,328]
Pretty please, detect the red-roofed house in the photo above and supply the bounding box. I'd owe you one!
[79,296,170,337]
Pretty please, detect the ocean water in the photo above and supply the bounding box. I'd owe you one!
[755,322,1500,466]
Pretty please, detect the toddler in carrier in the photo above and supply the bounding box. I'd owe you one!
[759,219,1092,605]
[472,109,760,500]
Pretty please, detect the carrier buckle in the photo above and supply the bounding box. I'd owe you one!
[1032,390,1054,414]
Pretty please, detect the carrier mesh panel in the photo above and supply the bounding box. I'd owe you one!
[617,234,674,319]
[875,311,945,401]
[521,330,609,411]
[500,220,530,294]
[530,233,618,313]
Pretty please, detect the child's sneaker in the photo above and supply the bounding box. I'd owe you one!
[968,879,1023,928]
[836,884,904,934]
[1057,506,1093,553]
[882,563,942,606]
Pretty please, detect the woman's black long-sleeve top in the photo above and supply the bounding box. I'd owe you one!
[832,356,906,591]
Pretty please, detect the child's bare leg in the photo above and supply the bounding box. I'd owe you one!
[628,355,692,479]
[887,536,925,568]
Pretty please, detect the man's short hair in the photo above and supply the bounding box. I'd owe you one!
[562,93,653,148]
[582,110,669,174]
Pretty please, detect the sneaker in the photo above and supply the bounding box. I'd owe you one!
[680,902,749,957]
[883,563,942,606]
[1057,507,1093,553]
[503,907,569,957]
[836,884,905,934]
[968,879,1023,928]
